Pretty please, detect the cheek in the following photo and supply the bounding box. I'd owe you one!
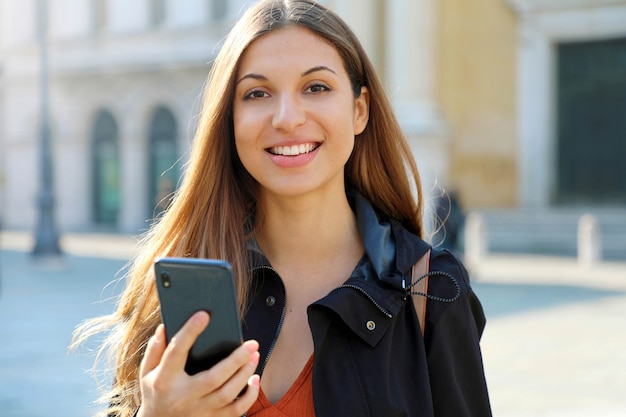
[232,110,252,151]
[232,123,258,175]
[232,107,244,140]
[233,105,264,144]
[233,133,252,167]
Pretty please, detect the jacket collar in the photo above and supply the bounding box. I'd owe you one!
[246,191,430,286]
[352,190,430,290]
[319,192,430,347]
[245,191,431,348]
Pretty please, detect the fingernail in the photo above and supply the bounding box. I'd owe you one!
[243,340,259,353]
[249,374,260,388]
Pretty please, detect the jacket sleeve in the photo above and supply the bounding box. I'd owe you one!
[424,249,492,417]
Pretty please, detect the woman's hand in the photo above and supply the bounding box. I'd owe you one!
[137,311,260,417]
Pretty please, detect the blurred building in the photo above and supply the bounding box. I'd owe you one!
[0,0,625,257]
[0,0,249,233]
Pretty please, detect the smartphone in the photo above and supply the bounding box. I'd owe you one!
[154,257,243,375]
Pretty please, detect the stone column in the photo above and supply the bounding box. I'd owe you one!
[385,0,449,212]
[119,108,148,233]
[385,0,436,125]
[578,214,602,267]
[330,0,380,65]
[385,0,445,136]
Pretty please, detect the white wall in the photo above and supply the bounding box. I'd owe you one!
[109,0,150,34]
[49,0,92,40]
[166,0,206,29]
[3,0,38,47]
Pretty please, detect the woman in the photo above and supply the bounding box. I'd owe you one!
[74,1,491,416]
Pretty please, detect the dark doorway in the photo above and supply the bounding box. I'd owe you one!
[148,106,179,218]
[555,37,626,205]
[92,110,121,226]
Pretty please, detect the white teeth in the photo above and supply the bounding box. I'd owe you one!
[271,143,316,156]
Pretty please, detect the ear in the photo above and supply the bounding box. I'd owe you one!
[353,86,370,136]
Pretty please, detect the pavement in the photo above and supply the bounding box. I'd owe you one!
[1,230,626,417]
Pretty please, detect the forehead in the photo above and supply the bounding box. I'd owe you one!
[237,25,344,74]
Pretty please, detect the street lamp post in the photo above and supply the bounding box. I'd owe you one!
[32,0,61,257]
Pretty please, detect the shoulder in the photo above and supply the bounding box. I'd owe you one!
[428,248,471,292]
[425,248,486,336]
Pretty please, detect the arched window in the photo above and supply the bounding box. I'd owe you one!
[149,106,179,217]
[92,110,121,226]
[93,0,107,33]
[151,0,166,27]
[210,0,228,21]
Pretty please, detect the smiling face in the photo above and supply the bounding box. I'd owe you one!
[232,25,369,201]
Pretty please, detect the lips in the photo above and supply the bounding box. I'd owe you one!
[267,142,321,156]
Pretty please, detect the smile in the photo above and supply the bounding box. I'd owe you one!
[267,143,320,156]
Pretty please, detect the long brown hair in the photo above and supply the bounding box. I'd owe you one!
[72,1,423,415]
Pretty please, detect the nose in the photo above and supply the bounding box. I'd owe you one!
[272,93,306,132]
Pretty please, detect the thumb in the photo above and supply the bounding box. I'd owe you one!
[140,324,166,378]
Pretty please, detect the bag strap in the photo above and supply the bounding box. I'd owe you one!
[411,249,431,337]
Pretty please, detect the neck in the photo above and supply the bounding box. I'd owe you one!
[255,189,363,277]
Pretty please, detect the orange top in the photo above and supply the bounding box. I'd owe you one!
[247,355,315,417]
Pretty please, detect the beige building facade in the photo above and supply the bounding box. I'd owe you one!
[438,0,518,208]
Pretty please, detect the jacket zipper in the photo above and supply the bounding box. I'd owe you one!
[334,284,393,318]
[241,265,287,417]
[250,265,287,376]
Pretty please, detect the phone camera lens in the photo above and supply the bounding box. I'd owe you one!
[161,273,171,288]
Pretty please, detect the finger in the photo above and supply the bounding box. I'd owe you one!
[214,349,260,408]
[226,374,261,416]
[161,310,210,374]
[196,340,259,392]
[210,340,260,377]
[191,340,259,408]
[140,324,166,378]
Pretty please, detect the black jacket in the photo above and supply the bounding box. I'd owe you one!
[243,193,492,416]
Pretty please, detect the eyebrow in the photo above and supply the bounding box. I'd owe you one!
[236,65,337,85]
[302,65,337,77]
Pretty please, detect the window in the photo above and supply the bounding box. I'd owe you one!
[148,106,179,217]
[210,0,227,21]
[92,110,120,226]
[556,37,626,204]
[151,0,166,27]
[93,0,107,33]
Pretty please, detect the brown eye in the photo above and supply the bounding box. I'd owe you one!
[305,83,331,94]
[244,89,270,100]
